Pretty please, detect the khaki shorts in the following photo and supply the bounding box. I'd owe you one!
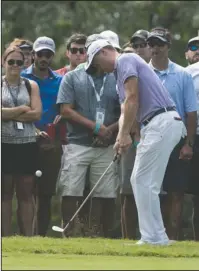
[57,144,119,198]
[118,145,136,195]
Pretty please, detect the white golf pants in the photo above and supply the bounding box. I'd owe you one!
[131,111,186,244]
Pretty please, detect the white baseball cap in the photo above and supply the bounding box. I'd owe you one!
[33,36,55,53]
[188,36,199,46]
[100,30,121,50]
[85,39,113,71]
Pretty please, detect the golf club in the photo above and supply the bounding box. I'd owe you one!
[52,152,120,233]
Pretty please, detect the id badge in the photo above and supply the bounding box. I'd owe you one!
[96,108,105,125]
[15,122,24,130]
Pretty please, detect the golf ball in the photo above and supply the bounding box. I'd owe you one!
[35,170,42,177]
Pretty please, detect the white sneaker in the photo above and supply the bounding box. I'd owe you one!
[135,239,176,246]
[135,240,148,245]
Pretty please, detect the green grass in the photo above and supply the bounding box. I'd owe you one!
[3,253,199,270]
[2,237,199,270]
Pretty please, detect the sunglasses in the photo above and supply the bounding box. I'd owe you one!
[70,47,86,54]
[123,50,134,53]
[188,45,199,52]
[36,51,53,58]
[147,40,167,48]
[132,43,147,49]
[7,59,24,66]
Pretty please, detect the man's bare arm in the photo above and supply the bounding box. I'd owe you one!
[185,111,197,146]
[60,104,96,130]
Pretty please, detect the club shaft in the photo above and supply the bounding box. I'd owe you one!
[63,160,115,231]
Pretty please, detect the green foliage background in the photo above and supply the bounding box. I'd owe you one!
[2,1,199,69]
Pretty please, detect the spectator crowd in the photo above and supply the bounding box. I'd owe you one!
[2,27,199,243]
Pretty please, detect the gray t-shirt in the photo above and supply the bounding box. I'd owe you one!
[57,68,120,146]
[115,53,174,123]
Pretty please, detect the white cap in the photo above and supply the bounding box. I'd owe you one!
[85,39,113,71]
[100,30,121,50]
[33,36,55,53]
[188,36,199,45]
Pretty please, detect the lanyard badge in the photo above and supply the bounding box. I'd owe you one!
[96,108,105,125]
[15,122,24,130]
[89,75,107,125]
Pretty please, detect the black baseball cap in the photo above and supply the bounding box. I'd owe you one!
[131,30,149,43]
[147,30,171,44]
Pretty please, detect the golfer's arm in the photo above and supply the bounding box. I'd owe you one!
[119,76,139,135]
[60,104,96,130]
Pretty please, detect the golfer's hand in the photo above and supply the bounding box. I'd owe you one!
[179,144,193,161]
[114,133,132,155]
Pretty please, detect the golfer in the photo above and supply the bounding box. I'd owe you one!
[85,39,186,245]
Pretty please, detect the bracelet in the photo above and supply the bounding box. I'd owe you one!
[93,123,101,135]
[133,140,140,148]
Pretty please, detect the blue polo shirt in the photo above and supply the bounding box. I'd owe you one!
[21,65,63,130]
[149,60,197,122]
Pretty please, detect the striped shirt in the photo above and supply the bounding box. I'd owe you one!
[2,77,37,144]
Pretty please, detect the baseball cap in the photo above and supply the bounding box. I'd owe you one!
[85,39,113,71]
[33,36,55,53]
[19,44,32,50]
[85,34,104,49]
[188,36,199,46]
[131,30,149,43]
[100,30,121,50]
[147,30,171,44]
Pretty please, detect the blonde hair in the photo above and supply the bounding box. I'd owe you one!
[9,38,33,49]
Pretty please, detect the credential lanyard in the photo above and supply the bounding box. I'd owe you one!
[88,74,107,105]
[160,68,170,86]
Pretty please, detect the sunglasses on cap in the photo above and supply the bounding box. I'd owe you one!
[147,39,167,47]
[7,59,24,67]
[188,44,199,52]
[69,47,86,54]
[36,51,54,58]
[132,43,147,49]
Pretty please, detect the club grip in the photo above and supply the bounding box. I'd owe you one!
[113,152,121,162]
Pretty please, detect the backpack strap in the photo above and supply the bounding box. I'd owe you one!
[22,77,32,96]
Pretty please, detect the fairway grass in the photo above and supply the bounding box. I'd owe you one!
[2,237,199,270]
[3,253,199,270]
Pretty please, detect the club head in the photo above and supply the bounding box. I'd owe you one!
[52,226,64,233]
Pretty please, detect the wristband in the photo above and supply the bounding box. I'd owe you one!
[133,140,140,148]
[93,122,101,135]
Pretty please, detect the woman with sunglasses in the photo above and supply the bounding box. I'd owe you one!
[2,46,42,236]
[9,38,34,69]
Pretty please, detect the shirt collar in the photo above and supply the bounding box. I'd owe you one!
[149,59,175,75]
[25,64,58,79]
